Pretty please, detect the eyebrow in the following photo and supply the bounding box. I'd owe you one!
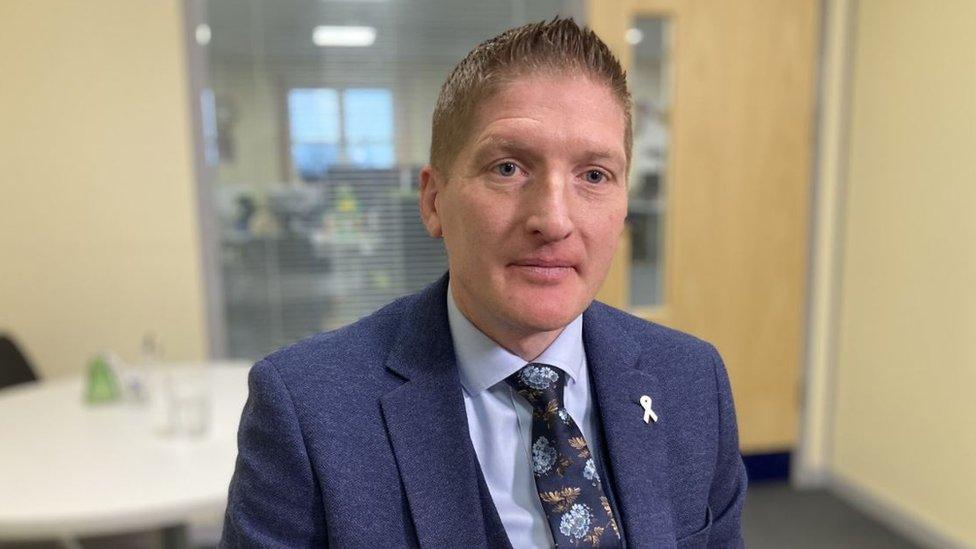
[470,135,625,169]
[470,136,534,163]
[578,149,624,164]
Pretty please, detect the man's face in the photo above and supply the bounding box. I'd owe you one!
[420,73,628,343]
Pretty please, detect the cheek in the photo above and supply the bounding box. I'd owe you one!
[452,194,511,243]
[582,203,627,259]
[441,195,509,264]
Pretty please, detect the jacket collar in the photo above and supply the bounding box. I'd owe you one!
[382,275,674,548]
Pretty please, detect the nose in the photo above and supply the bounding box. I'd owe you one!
[523,171,574,242]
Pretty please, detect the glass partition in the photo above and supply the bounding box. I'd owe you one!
[198,0,580,359]
[627,17,671,308]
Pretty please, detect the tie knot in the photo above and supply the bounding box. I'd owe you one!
[505,363,566,407]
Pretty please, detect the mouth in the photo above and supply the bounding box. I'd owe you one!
[508,258,578,282]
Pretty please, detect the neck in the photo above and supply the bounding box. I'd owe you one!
[450,284,565,362]
[497,329,563,362]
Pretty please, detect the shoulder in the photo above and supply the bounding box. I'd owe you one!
[586,300,721,365]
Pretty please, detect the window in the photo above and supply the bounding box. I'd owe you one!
[288,87,394,181]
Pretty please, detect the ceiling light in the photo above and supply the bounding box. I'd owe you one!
[625,27,644,45]
[195,24,211,46]
[312,26,376,47]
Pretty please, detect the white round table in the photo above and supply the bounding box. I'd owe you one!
[0,362,251,543]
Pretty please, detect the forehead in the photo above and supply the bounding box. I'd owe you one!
[461,73,628,166]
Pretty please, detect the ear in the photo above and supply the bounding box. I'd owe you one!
[419,165,443,238]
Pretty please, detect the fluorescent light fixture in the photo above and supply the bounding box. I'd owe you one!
[312,26,376,47]
[625,27,644,45]
[195,23,211,46]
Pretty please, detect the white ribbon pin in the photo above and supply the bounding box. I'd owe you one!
[640,395,659,424]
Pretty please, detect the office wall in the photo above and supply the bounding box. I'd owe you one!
[830,0,976,544]
[0,1,208,378]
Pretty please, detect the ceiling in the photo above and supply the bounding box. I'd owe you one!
[205,0,584,63]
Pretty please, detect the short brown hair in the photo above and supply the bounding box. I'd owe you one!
[430,17,632,175]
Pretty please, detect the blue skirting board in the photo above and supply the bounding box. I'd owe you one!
[743,452,790,482]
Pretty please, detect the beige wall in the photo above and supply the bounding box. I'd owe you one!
[828,0,976,545]
[0,1,208,378]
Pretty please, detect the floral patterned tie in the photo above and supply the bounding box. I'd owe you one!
[505,363,622,548]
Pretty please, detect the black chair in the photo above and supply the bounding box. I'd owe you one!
[0,333,37,390]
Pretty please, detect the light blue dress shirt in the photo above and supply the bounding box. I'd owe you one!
[447,284,610,549]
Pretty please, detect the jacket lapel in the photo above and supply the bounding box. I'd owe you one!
[584,304,676,548]
[380,276,510,549]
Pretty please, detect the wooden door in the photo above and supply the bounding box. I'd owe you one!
[590,0,821,453]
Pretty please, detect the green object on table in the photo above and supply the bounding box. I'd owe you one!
[85,355,121,404]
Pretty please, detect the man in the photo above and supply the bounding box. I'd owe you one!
[222,18,746,548]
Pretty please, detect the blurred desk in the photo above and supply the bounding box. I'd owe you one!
[0,362,250,545]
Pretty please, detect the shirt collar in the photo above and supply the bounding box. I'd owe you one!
[447,281,585,395]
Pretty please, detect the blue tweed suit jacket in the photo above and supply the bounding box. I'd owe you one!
[221,275,747,548]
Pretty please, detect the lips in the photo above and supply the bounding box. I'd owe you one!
[508,257,579,283]
[510,258,578,269]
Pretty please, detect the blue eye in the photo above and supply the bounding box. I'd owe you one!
[584,170,607,184]
[495,162,518,177]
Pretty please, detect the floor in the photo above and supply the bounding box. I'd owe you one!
[1,483,922,548]
[743,482,921,549]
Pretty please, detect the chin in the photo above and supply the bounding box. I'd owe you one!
[507,295,586,333]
